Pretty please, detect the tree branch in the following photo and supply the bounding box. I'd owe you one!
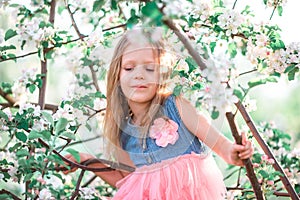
[0,88,15,106]
[226,112,264,200]
[164,17,299,200]
[49,0,56,24]
[88,65,101,92]
[235,101,300,200]
[38,139,135,173]
[64,0,84,41]
[70,169,86,200]
[0,189,21,200]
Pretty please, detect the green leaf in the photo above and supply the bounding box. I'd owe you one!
[0,110,9,121]
[23,173,34,182]
[0,194,12,199]
[287,67,299,81]
[28,84,36,93]
[41,130,52,140]
[259,169,269,179]
[228,42,237,58]
[111,0,117,10]
[209,42,217,53]
[173,85,183,96]
[277,6,283,16]
[185,57,197,73]
[42,111,54,127]
[66,148,81,163]
[0,45,16,51]
[233,89,244,101]
[284,65,295,73]
[60,131,76,140]
[211,108,219,119]
[4,29,18,41]
[247,76,278,88]
[93,0,105,12]
[28,130,41,140]
[16,132,27,143]
[55,118,69,135]
[141,1,162,24]
[16,149,29,157]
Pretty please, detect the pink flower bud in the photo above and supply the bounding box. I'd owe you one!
[267,158,275,165]
[267,180,274,186]
[253,163,260,168]
[261,154,268,161]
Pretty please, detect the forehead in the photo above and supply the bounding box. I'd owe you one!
[122,43,159,63]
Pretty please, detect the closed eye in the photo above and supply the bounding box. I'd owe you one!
[144,64,157,72]
[123,65,134,71]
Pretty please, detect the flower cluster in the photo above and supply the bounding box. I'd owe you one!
[149,118,179,147]
[17,18,55,47]
[265,0,288,7]
[217,9,244,36]
[11,68,38,105]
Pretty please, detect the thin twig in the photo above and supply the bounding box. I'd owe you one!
[64,0,84,41]
[88,65,101,92]
[70,169,86,200]
[82,175,97,187]
[0,189,21,200]
[0,88,15,106]
[38,139,135,172]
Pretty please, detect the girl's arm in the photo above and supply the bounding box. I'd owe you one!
[64,149,135,187]
[175,96,253,166]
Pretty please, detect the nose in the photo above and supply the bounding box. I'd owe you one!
[134,66,144,80]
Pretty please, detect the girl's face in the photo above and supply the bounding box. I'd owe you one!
[120,43,160,105]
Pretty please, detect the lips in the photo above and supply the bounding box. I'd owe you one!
[132,85,148,88]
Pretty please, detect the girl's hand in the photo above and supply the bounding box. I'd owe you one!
[62,153,94,174]
[227,132,254,166]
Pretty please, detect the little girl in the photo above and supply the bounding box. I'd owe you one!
[67,28,253,200]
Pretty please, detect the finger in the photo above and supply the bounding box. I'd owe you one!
[238,147,254,159]
[241,131,247,145]
[233,144,246,152]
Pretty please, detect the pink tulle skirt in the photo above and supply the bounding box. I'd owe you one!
[111,152,226,200]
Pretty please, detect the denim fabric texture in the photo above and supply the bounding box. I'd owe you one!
[120,95,207,168]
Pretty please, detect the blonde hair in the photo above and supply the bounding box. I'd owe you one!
[103,29,173,158]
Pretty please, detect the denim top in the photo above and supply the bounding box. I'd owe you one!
[120,95,207,168]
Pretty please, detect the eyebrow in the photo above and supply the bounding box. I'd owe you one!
[121,60,157,65]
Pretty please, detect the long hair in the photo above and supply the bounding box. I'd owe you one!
[103,28,173,159]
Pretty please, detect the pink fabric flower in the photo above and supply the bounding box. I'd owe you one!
[149,118,179,147]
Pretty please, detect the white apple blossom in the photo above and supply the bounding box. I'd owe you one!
[85,28,104,48]
[266,0,287,7]
[32,118,48,131]
[190,0,211,22]
[80,187,97,199]
[161,0,192,17]
[11,82,28,105]
[53,104,74,121]
[0,28,4,44]
[0,0,10,8]
[18,103,39,115]
[16,18,55,47]
[45,175,64,190]
[217,9,244,36]
[93,98,106,110]
[73,108,87,125]
[38,188,52,200]
[246,38,270,65]
[243,96,257,112]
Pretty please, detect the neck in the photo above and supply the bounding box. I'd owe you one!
[128,101,150,125]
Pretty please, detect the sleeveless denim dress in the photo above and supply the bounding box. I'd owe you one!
[113,95,226,200]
